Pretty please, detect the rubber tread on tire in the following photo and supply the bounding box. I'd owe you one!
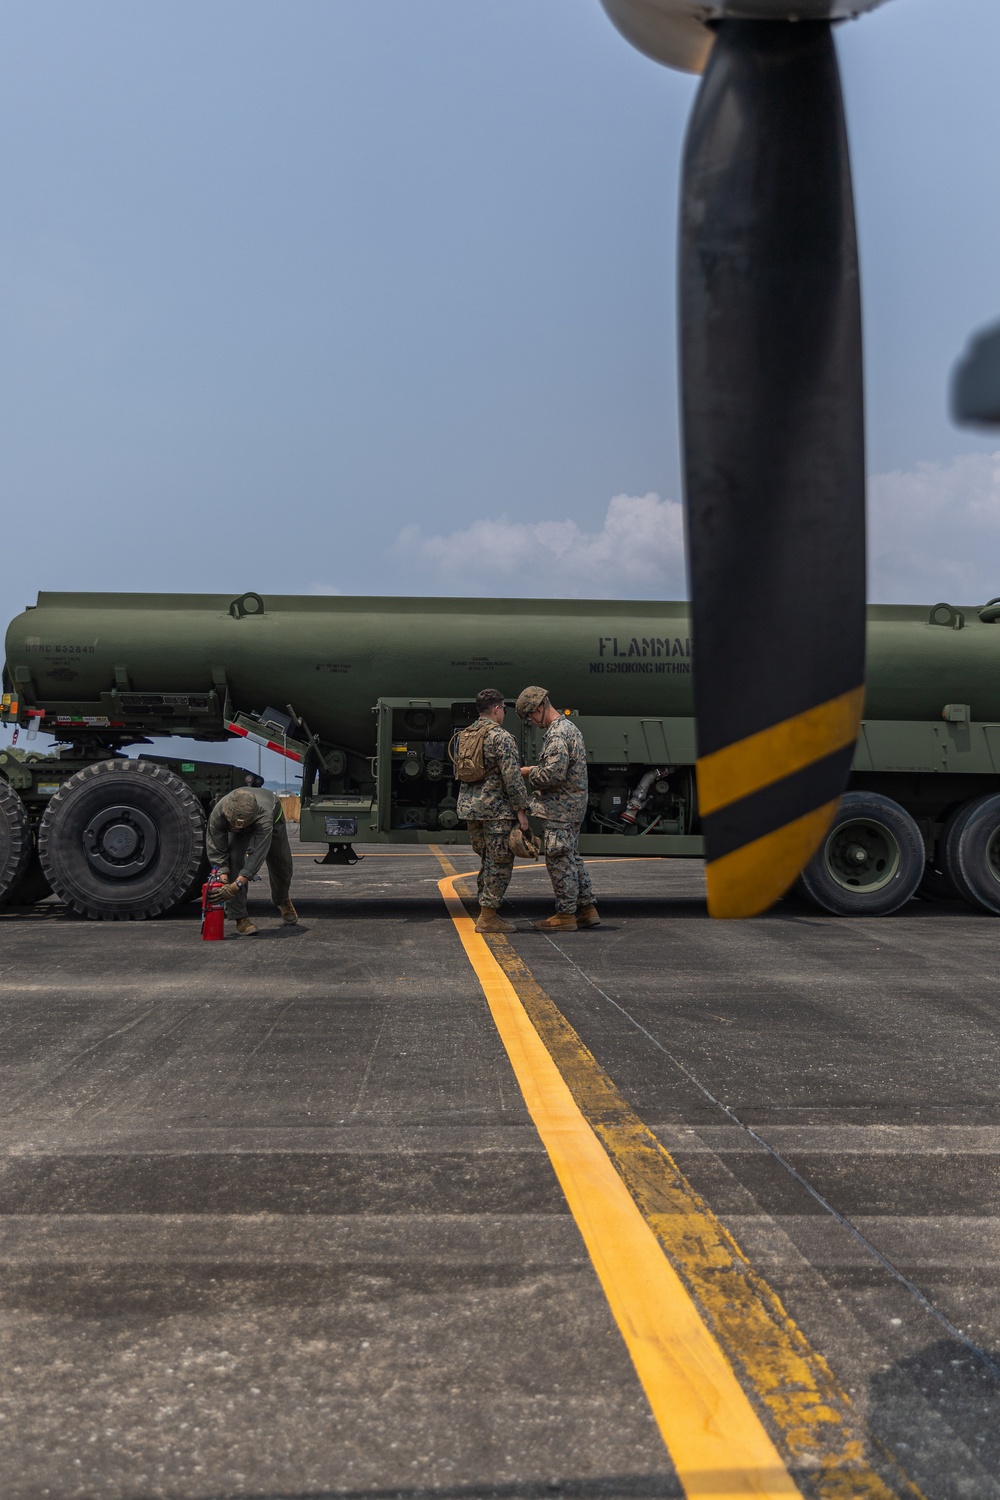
[0,777,33,903]
[797,791,924,917]
[38,759,206,920]
[4,849,53,906]
[941,793,1000,916]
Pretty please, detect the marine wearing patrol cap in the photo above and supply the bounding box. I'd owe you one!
[516,686,548,720]
[206,785,298,934]
[224,789,259,830]
[455,686,531,934]
[518,686,600,931]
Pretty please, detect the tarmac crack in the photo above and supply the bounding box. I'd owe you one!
[346,1004,391,1119]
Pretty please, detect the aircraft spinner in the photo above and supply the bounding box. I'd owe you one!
[600,1,893,74]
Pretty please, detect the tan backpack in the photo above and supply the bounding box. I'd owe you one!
[451,720,494,783]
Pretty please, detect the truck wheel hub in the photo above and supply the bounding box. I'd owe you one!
[83,805,159,878]
[825,819,898,892]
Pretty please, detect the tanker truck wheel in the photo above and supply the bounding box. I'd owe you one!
[177,852,211,906]
[0,778,33,903]
[940,794,1000,915]
[5,848,53,906]
[38,760,206,920]
[796,792,924,916]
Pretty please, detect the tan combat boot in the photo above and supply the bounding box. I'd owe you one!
[475,907,514,934]
[278,901,298,926]
[576,905,602,928]
[235,917,258,935]
[532,913,578,932]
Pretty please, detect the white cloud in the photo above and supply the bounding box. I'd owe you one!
[393,492,687,599]
[389,454,1000,606]
[869,450,1000,604]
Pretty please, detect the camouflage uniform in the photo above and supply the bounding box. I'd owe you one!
[206,787,294,923]
[457,719,528,910]
[527,717,595,915]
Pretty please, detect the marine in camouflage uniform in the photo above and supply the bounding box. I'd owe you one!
[456,689,529,914]
[517,686,598,927]
[206,786,297,934]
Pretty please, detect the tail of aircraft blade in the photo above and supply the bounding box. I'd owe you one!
[679,20,867,919]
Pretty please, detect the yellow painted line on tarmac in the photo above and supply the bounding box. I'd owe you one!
[294,852,447,859]
[432,855,922,1500]
[428,844,462,877]
[426,847,650,874]
[298,849,661,863]
[435,865,797,1499]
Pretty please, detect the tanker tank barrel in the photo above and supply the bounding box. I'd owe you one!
[8,593,1000,743]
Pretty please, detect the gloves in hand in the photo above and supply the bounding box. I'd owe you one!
[216,880,242,903]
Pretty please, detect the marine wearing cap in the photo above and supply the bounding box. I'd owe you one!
[205,784,298,935]
[455,687,531,934]
[225,789,259,829]
[516,686,549,720]
[517,687,600,931]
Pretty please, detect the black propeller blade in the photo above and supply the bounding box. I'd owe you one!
[954,321,1000,427]
[599,1,878,917]
[680,20,866,917]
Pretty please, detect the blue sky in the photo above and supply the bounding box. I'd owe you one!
[2,0,999,770]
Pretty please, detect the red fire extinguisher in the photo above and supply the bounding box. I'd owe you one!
[201,871,226,941]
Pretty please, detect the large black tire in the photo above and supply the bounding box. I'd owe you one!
[941,793,1000,915]
[179,852,211,906]
[797,792,924,916]
[38,760,206,920]
[0,778,32,903]
[4,848,53,906]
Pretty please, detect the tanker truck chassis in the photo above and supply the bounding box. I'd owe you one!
[5,591,1000,920]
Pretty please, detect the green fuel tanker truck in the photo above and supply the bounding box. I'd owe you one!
[4,590,1000,920]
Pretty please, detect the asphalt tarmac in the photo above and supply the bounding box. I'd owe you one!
[1,829,999,1500]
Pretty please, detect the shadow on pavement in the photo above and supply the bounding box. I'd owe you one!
[194,1479,681,1499]
[869,1337,1000,1492]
